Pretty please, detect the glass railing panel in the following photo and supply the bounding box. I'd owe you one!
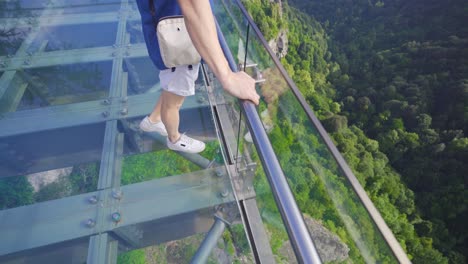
[214,0,400,262]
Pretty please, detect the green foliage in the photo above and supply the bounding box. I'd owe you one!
[230,224,250,255]
[242,0,283,40]
[117,249,146,264]
[244,0,466,262]
[0,176,34,209]
[121,150,200,185]
[287,0,467,261]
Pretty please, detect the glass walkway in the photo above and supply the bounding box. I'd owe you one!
[0,0,410,263]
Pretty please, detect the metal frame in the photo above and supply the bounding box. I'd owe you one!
[216,19,322,263]
[201,63,276,263]
[230,0,411,263]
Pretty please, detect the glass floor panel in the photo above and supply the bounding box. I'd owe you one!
[0,0,254,257]
[0,123,105,209]
[16,61,112,110]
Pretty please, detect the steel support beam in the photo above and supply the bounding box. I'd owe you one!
[0,44,149,72]
[241,198,275,263]
[0,11,140,29]
[0,167,234,256]
[0,92,208,138]
[89,2,131,262]
[190,216,228,264]
[87,233,118,264]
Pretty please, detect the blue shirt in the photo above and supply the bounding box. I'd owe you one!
[135,0,183,70]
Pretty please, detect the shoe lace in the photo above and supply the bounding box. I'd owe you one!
[180,133,193,144]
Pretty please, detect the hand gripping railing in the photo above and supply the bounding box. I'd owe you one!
[215,21,323,264]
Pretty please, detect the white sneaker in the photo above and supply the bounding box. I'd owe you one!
[139,116,168,136]
[167,134,205,153]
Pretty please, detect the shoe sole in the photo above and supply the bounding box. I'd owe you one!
[167,143,205,154]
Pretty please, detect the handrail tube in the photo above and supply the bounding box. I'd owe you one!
[232,1,411,263]
[216,21,322,264]
[190,216,227,264]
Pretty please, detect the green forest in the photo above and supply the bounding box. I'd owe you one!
[243,0,467,263]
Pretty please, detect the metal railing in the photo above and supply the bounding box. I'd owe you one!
[215,19,323,264]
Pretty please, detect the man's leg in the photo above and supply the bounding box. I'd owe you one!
[160,90,184,143]
[148,96,163,123]
[161,90,205,153]
[139,95,167,136]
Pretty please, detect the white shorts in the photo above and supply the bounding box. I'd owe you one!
[159,64,200,97]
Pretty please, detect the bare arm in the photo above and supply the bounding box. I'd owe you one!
[177,0,260,105]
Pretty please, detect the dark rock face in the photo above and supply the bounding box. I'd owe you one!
[268,29,288,58]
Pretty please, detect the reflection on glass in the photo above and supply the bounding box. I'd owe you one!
[0,0,121,18]
[127,20,145,44]
[124,57,160,95]
[31,23,117,52]
[15,61,111,110]
[0,26,32,56]
[55,1,121,15]
[0,0,46,18]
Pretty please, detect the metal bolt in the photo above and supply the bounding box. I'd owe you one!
[112,52,117,57]
[102,99,111,105]
[112,189,123,200]
[120,96,128,103]
[220,189,229,198]
[120,107,128,116]
[111,212,121,223]
[113,44,117,48]
[88,195,98,204]
[85,219,96,228]
[215,167,224,177]
[102,111,110,118]
[23,60,30,65]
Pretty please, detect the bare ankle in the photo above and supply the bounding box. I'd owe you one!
[148,115,161,123]
[168,133,181,143]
